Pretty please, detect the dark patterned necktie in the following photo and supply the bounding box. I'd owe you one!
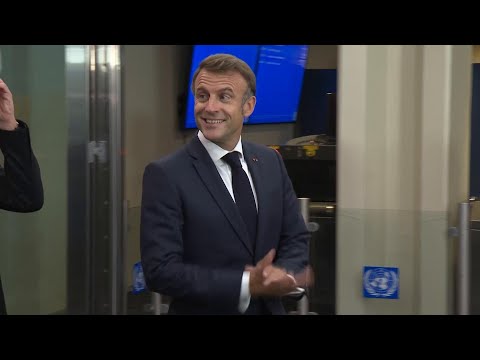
[222,151,258,246]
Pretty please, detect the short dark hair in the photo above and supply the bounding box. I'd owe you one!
[190,53,256,104]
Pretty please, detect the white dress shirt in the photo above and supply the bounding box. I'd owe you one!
[197,131,257,313]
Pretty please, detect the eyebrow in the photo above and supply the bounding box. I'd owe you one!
[196,86,234,94]
[219,87,234,93]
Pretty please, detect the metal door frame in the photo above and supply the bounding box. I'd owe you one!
[66,45,125,314]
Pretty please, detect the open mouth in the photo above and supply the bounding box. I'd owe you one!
[202,118,225,125]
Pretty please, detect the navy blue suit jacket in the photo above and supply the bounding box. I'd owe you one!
[0,120,44,315]
[0,120,43,213]
[140,135,309,315]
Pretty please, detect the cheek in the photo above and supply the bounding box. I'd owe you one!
[194,103,204,113]
[232,108,245,119]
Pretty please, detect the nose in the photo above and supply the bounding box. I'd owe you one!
[204,97,220,112]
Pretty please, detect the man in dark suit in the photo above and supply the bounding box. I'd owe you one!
[0,79,44,315]
[140,54,311,315]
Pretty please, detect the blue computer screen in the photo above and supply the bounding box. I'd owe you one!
[183,45,309,129]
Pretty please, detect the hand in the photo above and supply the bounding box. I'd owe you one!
[261,264,315,292]
[0,79,18,131]
[262,265,292,286]
[247,249,300,298]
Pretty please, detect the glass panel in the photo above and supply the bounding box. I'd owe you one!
[0,45,90,314]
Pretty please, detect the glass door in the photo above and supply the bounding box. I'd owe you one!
[0,45,124,314]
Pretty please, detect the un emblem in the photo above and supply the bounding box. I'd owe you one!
[363,266,399,299]
[132,261,146,295]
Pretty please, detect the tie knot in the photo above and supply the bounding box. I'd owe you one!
[223,151,242,169]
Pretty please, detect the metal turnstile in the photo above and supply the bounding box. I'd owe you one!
[285,198,336,315]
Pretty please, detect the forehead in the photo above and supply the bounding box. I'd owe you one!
[195,70,247,92]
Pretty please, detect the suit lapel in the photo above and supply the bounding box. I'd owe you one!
[187,137,254,255]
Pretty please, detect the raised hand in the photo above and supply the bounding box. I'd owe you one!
[0,79,18,131]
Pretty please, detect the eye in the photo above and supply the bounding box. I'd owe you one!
[220,93,232,102]
[196,93,208,102]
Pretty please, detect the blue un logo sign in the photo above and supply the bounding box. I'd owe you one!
[132,261,146,295]
[363,266,399,299]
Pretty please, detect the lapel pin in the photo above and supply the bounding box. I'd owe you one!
[252,156,258,162]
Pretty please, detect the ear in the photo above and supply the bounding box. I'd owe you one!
[242,96,256,118]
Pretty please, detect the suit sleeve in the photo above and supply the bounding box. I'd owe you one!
[272,149,310,274]
[0,120,44,212]
[140,162,243,310]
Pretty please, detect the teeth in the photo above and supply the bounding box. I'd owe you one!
[205,119,223,124]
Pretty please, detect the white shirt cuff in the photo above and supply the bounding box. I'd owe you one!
[238,271,251,313]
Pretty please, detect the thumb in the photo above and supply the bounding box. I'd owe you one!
[257,249,275,269]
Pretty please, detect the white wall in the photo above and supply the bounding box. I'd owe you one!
[337,45,472,314]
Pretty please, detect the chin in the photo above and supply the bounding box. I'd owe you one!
[202,128,223,140]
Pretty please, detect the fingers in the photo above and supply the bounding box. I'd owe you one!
[0,79,16,128]
[0,78,9,92]
[0,78,13,102]
[285,273,297,286]
[0,80,14,101]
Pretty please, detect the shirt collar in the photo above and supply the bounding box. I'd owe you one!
[197,130,244,164]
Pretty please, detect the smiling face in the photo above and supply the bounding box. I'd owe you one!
[193,69,256,151]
